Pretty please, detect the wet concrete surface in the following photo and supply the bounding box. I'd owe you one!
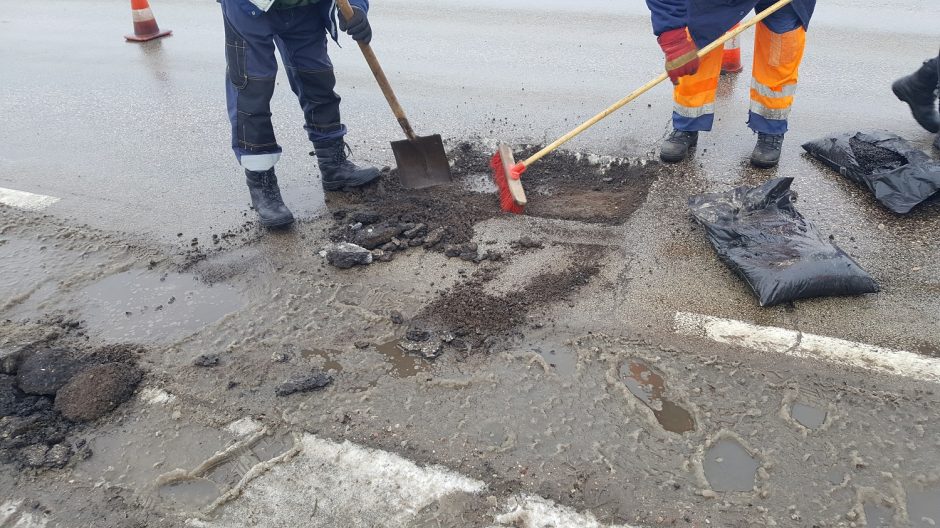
[2,0,940,526]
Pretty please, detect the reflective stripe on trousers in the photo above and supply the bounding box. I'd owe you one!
[672,43,724,131]
[748,23,806,133]
[671,22,807,134]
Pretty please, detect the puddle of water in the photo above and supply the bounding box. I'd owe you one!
[826,469,844,485]
[158,478,221,509]
[791,402,827,430]
[863,502,894,527]
[300,349,343,373]
[702,440,759,492]
[533,346,577,376]
[77,270,243,343]
[376,340,427,378]
[907,488,940,528]
[620,361,695,434]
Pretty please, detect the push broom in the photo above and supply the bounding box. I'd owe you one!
[491,0,794,214]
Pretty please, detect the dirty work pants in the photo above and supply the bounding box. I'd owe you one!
[222,1,345,171]
[673,2,807,135]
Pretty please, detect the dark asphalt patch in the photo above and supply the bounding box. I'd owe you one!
[326,141,659,255]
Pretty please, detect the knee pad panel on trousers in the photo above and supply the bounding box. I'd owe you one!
[293,68,343,136]
[236,77,278,152]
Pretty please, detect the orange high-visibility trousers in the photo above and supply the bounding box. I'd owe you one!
[671,21,806,135]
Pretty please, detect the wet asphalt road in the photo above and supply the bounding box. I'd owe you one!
[3,0,939,348]
[3,2,940,526]
[1,0,938,241]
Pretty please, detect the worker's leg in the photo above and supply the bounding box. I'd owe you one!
[892,52,940,134]
[747,4,806,167]
[672,44,724,132]
[659,43,724,163]
[272,7,379,191]
[222,1,293,227]
[748,12,805,135]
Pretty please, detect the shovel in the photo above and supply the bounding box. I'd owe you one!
[336,0,452,189]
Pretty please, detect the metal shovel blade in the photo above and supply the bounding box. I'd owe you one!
[391,134,452,189]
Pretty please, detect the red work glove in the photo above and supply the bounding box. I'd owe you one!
[657,27,700,85]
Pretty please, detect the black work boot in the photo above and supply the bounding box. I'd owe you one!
[659,130,699,163]
[892,61,940,133]
[245,168,294,228]
[313,140,380,191]
[750,133,784,168]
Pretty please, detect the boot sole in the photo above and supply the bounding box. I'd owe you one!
[322,171,381,192]
[892,81,940,133]
[260,215,295,229]
[750,157,779,169]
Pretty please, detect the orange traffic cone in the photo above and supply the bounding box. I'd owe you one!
[125,0,172,42]
[721,24,743,74]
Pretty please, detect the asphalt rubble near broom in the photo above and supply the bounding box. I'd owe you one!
[316,141,659,356]
[320,140,658,269]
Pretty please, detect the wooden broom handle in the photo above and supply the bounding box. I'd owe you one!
[335,0,417,140]
[521,0,794,168]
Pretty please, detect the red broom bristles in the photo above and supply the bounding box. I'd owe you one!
[490,151,525,214]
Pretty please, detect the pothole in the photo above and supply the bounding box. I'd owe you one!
[533,345,578,377]
[907,488,940,528]
[791,402,827,430]
[702,439,759,492]
[375,340,427,378]
[158,477,221,509]
[76,270,243,343]
[863,500,894,527]
[300,349,344,373]
[620,360,694,434]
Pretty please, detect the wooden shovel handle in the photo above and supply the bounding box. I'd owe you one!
[521,0,794,168]
[335,0,417,141]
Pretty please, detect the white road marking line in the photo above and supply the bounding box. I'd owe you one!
[187,433,486,527]
[186,428,640,528]
[675,311,940,384]
[493,495,639,528]
[0,187,59,211]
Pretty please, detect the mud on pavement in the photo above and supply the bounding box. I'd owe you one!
[3,140,940,528]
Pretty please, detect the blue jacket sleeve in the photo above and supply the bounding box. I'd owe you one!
[646,0,687,37]
[349,0,368,12]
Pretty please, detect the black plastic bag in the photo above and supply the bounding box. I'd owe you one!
[689,178,880,307]
[802,131,940,214]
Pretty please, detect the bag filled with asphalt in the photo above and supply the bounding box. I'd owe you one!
[802,131,940,214]
[688,177,880,307]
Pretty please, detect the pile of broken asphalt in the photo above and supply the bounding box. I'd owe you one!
[0,342,143,470]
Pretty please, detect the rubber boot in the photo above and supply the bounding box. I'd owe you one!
[245,168,294,228]
[892,60,940,133]
[750,133,784,169]
[659,130,699,163]
[313,140,381,191]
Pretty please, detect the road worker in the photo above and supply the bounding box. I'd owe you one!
[646,0,816,168]
[220,0,380,228]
